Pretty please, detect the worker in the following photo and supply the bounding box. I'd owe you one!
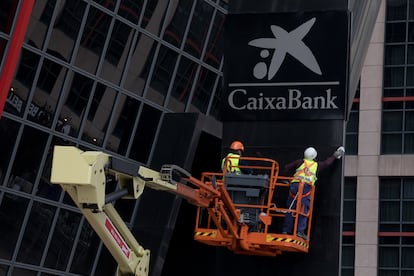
[221,140,252,174]
[282,146,345,240]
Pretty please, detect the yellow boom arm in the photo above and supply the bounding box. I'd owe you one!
[50,146,178,276]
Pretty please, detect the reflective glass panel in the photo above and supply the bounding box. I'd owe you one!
[69,222,101,275]
[163,1,193,48]
[37,143,63,201]
[9,126,48,195]
[10,268,36,275]
[0,193,29,259]
[147,45,179,106]
[44,209,82,270]
[380,178,401,199]
[129,104,161,163]
[123,33,151,97]
[210,76,222,120]
[403,178,414,199]
[82,84,117,147]
[100,20,134,84]
[29,57,68,128]
[383,111,404,131]
[0,118,19,186]
[404,133,414,153]
[408,22,414,42]
[76,6,111,74]
[184,0,213,58]
[94,247,117,276]
[34,0,57,49]
[60,72,94,139]
[16,202,56,265]
[0,37,6,64]
[410,0,414,19]
[92,0,115,11]
[406,66,414,86]
[386,0,408,20]
[385,44,405,65]
[0,0,17,34]
[379,247,400,267]
[51,0,87,61]
[386,22,407,43]
[408,45,414,64]
[204,11,225,68]
[190,67,217,114]
[6,49,40,117]
[168,56,197,112]
[141,0,161,30]
[406,111,414,131]
[118,0,145,25]
[107,95,141,155]
[383,67,405,87]
[383,88,404,97]
[219,0,229,9]
[382,133,403,154]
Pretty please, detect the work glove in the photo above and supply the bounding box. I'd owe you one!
[333,146,345,159]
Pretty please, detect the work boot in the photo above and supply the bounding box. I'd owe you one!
[296,232,309,240]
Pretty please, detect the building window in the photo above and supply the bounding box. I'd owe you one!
[382,0,414,154]
[0,0,18,34]
[37,52,64,94]
[378,177,414,275]
[346,85,360,155]
[111,96,141,155]
[80,6,111,57]
[87,83,105,121]
[105,20,132,65]
[55,0,87,41]
[65,73,93,116]
[129,104,161,164]
[341,177,356,276]
[184,0,214,58]
[15,47,40,88]
[40,0,56,24]
[163,1,194,48]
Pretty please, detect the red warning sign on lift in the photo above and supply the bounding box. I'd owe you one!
[105,217,131,258]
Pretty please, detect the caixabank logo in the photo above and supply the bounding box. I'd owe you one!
[222,11,350,121]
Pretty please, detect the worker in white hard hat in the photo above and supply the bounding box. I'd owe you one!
[281,146,345,240]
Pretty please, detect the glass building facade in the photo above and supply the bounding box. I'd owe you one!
[0,1,225,275]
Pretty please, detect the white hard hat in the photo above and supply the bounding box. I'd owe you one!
[304,147,317,160]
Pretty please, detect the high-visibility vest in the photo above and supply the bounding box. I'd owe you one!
[293,159,318,185]
[221,153,241,174]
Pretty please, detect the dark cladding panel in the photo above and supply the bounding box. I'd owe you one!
[222,11,350,121]
[228,0,348,14]
[134,113,202,276]
[150,113,200,169]
[218,120,344,276]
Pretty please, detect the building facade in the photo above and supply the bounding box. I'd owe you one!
[343,0,414,275]
[0,0,413,276]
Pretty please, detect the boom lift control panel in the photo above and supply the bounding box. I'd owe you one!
[50,146,315,276]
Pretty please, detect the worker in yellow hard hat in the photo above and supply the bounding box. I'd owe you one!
[221,141,252,174]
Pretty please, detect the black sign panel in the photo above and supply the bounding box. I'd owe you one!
[222,11,350,121]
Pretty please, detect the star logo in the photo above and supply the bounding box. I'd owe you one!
[248,17,322,80]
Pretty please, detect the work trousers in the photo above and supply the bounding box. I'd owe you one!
[282,181,311,234]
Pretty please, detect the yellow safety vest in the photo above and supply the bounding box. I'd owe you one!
[221,153,241,174]
[293,159,318,185]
